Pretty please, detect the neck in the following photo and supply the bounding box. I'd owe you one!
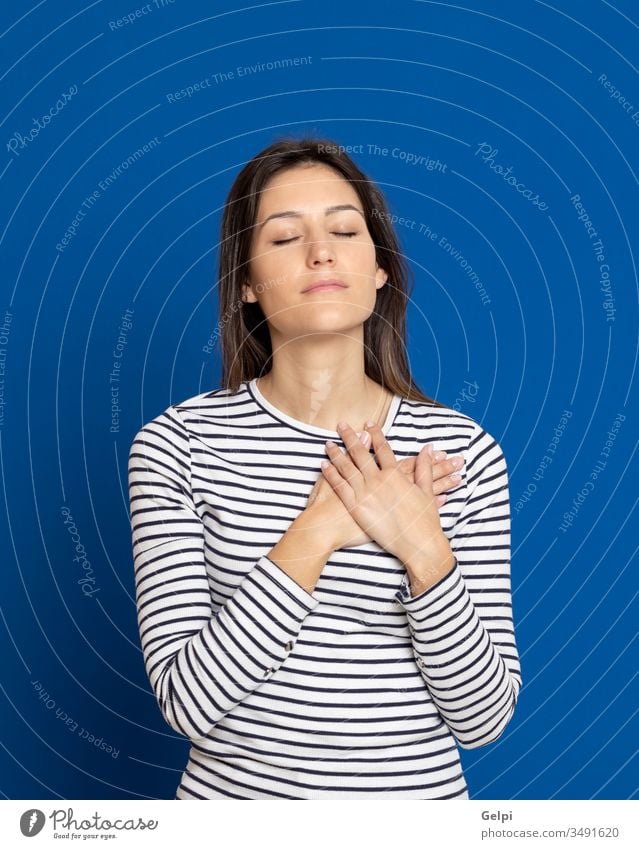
[256,334,391,432]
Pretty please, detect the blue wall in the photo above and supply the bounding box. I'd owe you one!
[1,0,636,800]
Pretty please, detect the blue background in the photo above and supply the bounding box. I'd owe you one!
[1,0,637,801]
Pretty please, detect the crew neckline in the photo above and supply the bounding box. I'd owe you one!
[247,378,403,438]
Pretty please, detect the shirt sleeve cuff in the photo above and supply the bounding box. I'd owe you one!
[258,554,320,612]
[394,555,461,610]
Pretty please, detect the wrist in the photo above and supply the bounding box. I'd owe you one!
[399,535,456,595]
[294,507,338,555]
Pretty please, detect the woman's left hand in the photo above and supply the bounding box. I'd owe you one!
[320,420,453,570]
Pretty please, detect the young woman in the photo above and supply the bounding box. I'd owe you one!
[128,136,522,800]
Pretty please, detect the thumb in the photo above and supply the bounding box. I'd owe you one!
[415,444,434,491]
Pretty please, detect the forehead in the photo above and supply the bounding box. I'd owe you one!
[257,163,360,213]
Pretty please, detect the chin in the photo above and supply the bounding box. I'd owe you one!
[295,307,373,335]
[296,299,374,319]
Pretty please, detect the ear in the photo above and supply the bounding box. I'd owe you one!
[375,262,388,291]
[241,279,258,304]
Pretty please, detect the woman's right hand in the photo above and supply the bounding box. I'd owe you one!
[304,435,465,551]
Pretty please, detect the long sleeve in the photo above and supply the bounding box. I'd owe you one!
[128,404,319,742]
[394,422,522,749]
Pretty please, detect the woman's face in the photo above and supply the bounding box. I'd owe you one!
[242,163,388,337]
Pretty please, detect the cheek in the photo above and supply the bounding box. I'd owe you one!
[350,243,379,278]
[250,244,279,274]
[250,250,293,292]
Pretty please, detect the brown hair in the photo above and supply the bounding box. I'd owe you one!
[217,134,448,408]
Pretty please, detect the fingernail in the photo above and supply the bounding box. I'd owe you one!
[434,451,446,461]
[452,457,463,469]
[450,472,462,480]
[365,420,376,427]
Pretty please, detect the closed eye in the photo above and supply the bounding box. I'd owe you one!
[272,232,359,246]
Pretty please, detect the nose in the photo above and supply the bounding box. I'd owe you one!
[306,236,336,267]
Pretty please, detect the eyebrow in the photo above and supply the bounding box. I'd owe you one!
[257,203,365,230]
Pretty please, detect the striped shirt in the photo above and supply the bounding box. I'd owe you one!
[128,378,522,800]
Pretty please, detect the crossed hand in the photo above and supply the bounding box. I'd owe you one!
[305,421,464,552]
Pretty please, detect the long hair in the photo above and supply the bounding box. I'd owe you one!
[217,134,448,408]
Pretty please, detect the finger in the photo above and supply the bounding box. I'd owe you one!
[325,439,362,490]
[355,430,372,449]
[320,459,355,509]
[433,452,465,478]
[430,450,451,481]
[310,473,331,504]
[432,471,466,496]
[336,422,378,478]
[398,456,416,477]
[415,444,435,490]
[432,475,446,496]
[364,421,397,469]
[307,474,320,504]
[416,446,465,492]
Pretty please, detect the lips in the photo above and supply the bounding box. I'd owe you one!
[301,279,348,293]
